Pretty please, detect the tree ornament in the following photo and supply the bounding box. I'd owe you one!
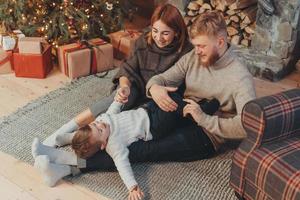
[106,2,113,11]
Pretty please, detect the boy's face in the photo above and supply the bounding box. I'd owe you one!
[90,121,110,150]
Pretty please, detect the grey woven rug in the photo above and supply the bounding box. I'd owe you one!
[0,71,236,200]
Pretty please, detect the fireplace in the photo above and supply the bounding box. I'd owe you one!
[184,0,300,81]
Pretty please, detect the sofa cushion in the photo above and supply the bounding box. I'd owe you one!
[245,134,300,200]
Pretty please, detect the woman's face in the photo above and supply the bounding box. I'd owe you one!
[152,19,176,48]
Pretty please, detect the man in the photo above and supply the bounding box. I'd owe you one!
[146,10,256,152]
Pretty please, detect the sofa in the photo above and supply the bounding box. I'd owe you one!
[230,88,300,200]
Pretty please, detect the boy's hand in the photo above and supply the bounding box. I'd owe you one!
[128,186,144,200]
[115,86,130,104]
[183,99,203,123]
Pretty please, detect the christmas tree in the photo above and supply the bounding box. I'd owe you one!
[0,0,124,46]
[0,0,26,32]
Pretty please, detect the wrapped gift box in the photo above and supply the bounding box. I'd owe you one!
[108,30,142,60]
[0,30,25,50]
[0,49,13,74]
[18,37,47,54]
[57,38,113,79]
[13,45,53,78]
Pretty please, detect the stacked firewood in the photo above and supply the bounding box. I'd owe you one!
[185,0,257,47]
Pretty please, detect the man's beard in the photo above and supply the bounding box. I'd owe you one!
[199,47,220,68]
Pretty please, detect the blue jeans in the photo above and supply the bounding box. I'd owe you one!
[80,94,218,172]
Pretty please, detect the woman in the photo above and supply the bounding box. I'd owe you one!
[43,3,193,147]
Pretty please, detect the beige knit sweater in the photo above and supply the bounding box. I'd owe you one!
[146,45,256,150]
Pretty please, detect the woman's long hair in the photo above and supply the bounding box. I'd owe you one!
[147,4,188,52]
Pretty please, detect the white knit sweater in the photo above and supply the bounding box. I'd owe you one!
[95,102,151,190]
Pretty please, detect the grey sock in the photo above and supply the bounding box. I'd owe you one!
[32,137,78,165]
[55,132,76,147]
[70,166,81,176]
[34,155,71,187]
[43,119,79,147]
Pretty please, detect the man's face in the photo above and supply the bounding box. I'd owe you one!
[191,35,221,68]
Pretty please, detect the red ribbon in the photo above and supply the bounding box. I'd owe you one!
[0,54,11,67]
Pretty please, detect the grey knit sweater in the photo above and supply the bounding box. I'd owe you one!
[146,45,256,150]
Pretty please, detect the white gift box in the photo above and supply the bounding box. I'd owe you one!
[0,30,25,50]
[2,36,16,50]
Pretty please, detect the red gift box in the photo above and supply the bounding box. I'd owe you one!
[13,45,53,78]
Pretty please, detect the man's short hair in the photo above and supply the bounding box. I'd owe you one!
[189,10,227,39]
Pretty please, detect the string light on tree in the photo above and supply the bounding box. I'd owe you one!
[0,0,124,46]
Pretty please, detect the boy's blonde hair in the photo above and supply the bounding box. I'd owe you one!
[189,10,227,39]
[72,125,100,159]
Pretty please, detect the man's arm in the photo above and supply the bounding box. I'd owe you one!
[184,75,256,139]
[146,51,191,112]
[146,51,190,95]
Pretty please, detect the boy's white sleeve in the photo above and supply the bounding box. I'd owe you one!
[106,101,123,115]
[106,144,137,190]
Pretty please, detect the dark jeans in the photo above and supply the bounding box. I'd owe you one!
[80,94,219,172]
[146,93,187,139]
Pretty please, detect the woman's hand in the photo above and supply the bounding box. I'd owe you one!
[128,186,144,200]
[149,84,178,112]
[115,86,130,104]
[183,99,203,123]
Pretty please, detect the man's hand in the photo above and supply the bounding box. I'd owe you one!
[183,99,204,123]
[149,84,178,112]
[115,86,130,104]
[128,186,144,200]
